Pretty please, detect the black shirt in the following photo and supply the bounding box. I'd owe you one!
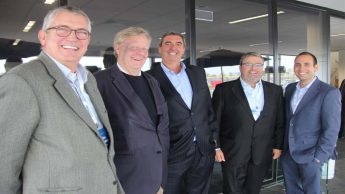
[124,73,158,126]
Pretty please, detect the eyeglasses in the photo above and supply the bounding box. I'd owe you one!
[242,63,264,68]
[46,26,90,40]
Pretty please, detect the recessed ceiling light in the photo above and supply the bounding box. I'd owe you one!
[229,11,285,24]
[23,21,36,32]
[12,39,21,46]
[331,33,345,37]
[44,0,56,4]
[249,41,283,47]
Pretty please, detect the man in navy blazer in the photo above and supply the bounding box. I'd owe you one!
[95,27,169,194]
[281,52,341,194]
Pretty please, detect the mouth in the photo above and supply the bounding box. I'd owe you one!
[168,52,177,55]
[61,45,79,51]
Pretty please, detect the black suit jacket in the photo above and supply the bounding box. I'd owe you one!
[147,63,218,162]
[95,65,169,194]
[212,79,284,165]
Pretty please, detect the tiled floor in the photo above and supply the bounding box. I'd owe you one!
[209,138,345,194]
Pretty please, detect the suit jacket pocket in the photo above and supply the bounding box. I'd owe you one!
[38,186,82,193]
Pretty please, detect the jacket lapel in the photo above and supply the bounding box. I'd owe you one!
[293,78,320,115]
[38,52,98,131]
[84,78,112,132]
[110,65,154,126]
[232,79,254,120]
[185,67,198,110]
[154,65,190,110]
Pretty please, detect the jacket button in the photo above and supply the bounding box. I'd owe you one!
[113,180,117,185]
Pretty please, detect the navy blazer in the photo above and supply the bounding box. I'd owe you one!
[95,65,169,194]
[284,78,341,163]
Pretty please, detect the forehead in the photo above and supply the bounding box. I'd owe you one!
[295,54,313,63]
[50,11,89,28]
[242,55,263,63]
[123,34,150,46]
[162,35,183,42]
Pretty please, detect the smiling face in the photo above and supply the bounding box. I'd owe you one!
[239,55,265,87]
[38,10,90,71]
[115,34,150,75]
[159,35,185,67]
[294,54,318,87]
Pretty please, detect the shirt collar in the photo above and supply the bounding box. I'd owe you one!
[296,76,316,90]
[240,77,262,89]
[160,62,186,75]
[43,51,88,84]
[117,63,141,76]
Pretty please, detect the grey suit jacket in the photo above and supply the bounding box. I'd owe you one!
[284,78,341,163]
[0,52,124,194]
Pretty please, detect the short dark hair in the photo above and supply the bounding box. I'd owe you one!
[159,32,185,47]
[296,51,318,65]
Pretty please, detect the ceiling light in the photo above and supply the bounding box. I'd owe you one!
[44,0,56,4]
[331,33,345,37]
[249,41,282,47]
[12,39,21,46]
[228,11,285,24]
[23,21,36,32]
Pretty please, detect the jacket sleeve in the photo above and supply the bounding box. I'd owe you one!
[0,74,40,194]
[315,88,341,163]
[274,86,285,150]
[211,84,223,148]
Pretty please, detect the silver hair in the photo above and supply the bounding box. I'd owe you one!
[113,27,151,49]
[42,6,91,32]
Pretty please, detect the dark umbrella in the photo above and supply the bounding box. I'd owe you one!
[197,49,245,68]
[0,38,41,59]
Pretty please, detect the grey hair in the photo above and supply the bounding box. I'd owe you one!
[113,27,151,48]
[239,52,264,65]
[42,6,91,32]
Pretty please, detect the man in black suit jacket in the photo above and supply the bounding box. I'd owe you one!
[147,32,218,194]
[212,52,284,194]
[95,27,169,194]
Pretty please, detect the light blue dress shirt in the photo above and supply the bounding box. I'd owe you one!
[290,77,317,114]
[161,62,193,109]
[240,77,264,120]
[46,52,110,146]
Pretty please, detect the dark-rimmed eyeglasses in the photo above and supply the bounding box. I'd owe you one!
[46,26,90,40]
[242,63,264,68]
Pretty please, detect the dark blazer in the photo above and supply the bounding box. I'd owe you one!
[339,79,345,137]
[284,78,341,163]
[147,64,218,162]
[94,65,169,194]
[212,79,285,165]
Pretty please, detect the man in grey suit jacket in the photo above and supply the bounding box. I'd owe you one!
[281,52,341,194]
[0,6,123,194]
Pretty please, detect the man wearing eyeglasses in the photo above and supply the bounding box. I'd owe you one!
[0,6,124,194]
[212,52,284,194]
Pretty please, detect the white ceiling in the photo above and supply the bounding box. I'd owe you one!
[0,0,344,59]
